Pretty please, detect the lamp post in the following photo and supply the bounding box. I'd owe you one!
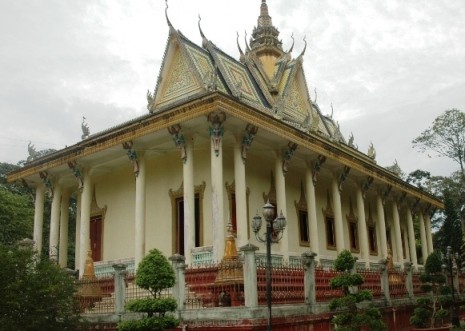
[443,246,460,327]
[252,200,286,331]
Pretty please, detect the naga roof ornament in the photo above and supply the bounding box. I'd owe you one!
[198,15,209,49]
[165,0,176,35]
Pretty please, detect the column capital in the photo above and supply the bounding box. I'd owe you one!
[239,243,259,252]
[301,251,317,266]
[169,253,186,263]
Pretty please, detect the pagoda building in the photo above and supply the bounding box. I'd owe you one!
[8,0,441,277]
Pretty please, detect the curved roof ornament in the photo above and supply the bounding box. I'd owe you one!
[198,15,209,49]
[298,36,307,58]
[244,30,251,53]
[237,32,245,63]
[165,0,176,35]
[287,33,295,54]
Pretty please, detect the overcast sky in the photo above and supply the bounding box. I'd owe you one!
[1,0,464,177]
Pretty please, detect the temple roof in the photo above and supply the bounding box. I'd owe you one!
[148,0,346,144]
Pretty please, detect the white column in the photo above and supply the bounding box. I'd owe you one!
[356,187,369,268]
[33,184,45,254]
[75,193,81,270]
[402,227,411,261]
[59,190,70,268]
[419,212,428,263]
[234,139,248,248]
[183,137,195,265]
[134,154,146,267]
[392,201,404,267]
[332,175,345,252]
[79,169,92,277]
[305,166,319,260]
[275,153,289,259]
[406,209,418,269]
[376,195,388,259]
[211,135,225,261]
[424,214,434,255]
[49,183,62,260]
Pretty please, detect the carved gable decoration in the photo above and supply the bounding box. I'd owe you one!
[152,33,227,111]
[208,45,266,108]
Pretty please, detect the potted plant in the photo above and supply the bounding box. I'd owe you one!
[410,251,452,331]
[329,249,387,331]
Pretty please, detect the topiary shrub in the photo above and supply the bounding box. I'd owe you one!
[329,250,387,331]
[118,249,180,331]
[410,251,451,329]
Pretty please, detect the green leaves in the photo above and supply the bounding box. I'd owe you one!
[136,249,176,296]
[0,243,80,330]
[118,249,179,331]
[329,250,386,331]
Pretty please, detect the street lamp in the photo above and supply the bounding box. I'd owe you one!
[252,200,286,331]
[443,246,460,327]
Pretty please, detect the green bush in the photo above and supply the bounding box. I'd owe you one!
[117,249,179,331]
[410,251,451,329]
[329,250,387,331]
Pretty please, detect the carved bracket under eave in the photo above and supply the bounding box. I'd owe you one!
[241,124,258,163]
[397,191,407,209]
[312,155,327,185]
[361,176,374,199]
[39,171,53,198]
[282,142,298,176]
[122,141,139,177]
[381,184,393,205]
[168,124,187,163]
[68,161,83,192]
[338,166,351,193]
[207,111,226,157]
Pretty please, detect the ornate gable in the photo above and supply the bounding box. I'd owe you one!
[150,31,226,112]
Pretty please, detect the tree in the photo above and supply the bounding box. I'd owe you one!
[433,188,462,254]
[410,251,451,329]
[412,109,465,176]
[0,241,81,330]
[118,249,179,331]
[0,186,33,245]
[329,250,387,331]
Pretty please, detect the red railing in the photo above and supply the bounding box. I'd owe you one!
[256,261,305,305]
[388,270,408,298]
[358,269,383,299]
[315,268,343,301]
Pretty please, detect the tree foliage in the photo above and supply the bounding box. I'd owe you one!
[0,242,81,330]
[412,108,465,175]
[0,185,33,245]
[329,250,387,331]
[410,251,451,329]
[118,249,179,331]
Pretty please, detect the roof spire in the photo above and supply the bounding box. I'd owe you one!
[250,0,282,53]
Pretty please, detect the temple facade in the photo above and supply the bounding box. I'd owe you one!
[8,0,441,278]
